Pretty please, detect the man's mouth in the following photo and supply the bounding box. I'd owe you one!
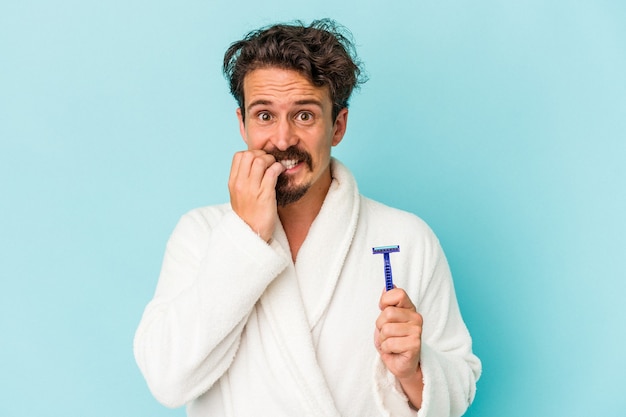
[270,146,313,172]
[280,159,300,170]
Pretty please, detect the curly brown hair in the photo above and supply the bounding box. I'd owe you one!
[223,19,367,121]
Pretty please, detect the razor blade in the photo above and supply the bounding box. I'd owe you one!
[372,245,400,291]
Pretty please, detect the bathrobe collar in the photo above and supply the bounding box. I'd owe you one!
[260,158,360,417]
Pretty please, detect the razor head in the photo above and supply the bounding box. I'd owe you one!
[372,245,400,254]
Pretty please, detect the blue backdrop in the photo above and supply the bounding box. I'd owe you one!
[2,1,625,416]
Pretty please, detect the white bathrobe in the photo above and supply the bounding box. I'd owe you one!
[134,159,481,417]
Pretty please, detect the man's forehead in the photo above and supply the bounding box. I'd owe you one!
[243,67,331,106]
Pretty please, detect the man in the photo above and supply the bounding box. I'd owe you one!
[134,19,481,417]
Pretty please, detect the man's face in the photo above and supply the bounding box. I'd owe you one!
[237,67,347,206]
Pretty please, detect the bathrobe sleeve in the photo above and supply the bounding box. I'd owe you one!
[134,207,290,407]
[373,218,481,417]
[415,240,481,417]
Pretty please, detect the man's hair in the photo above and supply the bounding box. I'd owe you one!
[223,18,367,121]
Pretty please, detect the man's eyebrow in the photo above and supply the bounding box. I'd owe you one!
[294,99,324,108]
[246,98,324,111]
[246,99,272,111]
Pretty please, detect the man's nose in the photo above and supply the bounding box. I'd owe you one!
[271,118,299,151]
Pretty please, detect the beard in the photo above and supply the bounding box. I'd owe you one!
[274,175,310,206]
[269,146,314,207]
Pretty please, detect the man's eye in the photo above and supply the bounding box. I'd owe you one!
[258,112,272,122]
[297,112,313,122]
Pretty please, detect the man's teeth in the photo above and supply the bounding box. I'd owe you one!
[280,159,299,169]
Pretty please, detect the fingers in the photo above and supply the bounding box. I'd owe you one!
[228,150,285,242]
[375,289,423,380]
[229,150,281,189]
[375,323,422,354]
[261,160,286,189]
[379,287,416,311]
[376,287,422,355]
[375,305,423,333]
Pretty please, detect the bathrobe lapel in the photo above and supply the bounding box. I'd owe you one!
[295,159,360,330]
[259,159,360,417]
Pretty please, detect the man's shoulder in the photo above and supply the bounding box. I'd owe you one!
[360,195,435,236]
[186,202,232,217]
[175,203,233,229]
[360,196,424,221]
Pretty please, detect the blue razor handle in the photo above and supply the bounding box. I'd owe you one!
[372,245,400,291]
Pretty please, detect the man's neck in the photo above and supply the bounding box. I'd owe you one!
[277,169,332,261]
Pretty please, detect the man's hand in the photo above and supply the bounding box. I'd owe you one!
[375,287,424,408]
[228,150,285,242]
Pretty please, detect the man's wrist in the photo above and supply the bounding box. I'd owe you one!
[397,364,423,410]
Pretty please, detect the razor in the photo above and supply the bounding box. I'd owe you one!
[372,245,400,291]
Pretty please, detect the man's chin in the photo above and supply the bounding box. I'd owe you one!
[276,185,309,207]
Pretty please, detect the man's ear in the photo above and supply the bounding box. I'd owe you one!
[331,108,349,147]
[236,108,247,145]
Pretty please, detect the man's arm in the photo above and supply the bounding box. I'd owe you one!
[375,287,425,410]
[374,231,481,417]
[134,150,288,407]
[228,150,285,242]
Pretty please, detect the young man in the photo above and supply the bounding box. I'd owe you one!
[134,19,481,417]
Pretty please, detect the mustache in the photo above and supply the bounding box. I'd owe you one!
[268,146,313,170]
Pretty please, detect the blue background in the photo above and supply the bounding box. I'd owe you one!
[2,1,625,416]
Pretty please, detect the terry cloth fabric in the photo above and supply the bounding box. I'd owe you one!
[134,158,481,417]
